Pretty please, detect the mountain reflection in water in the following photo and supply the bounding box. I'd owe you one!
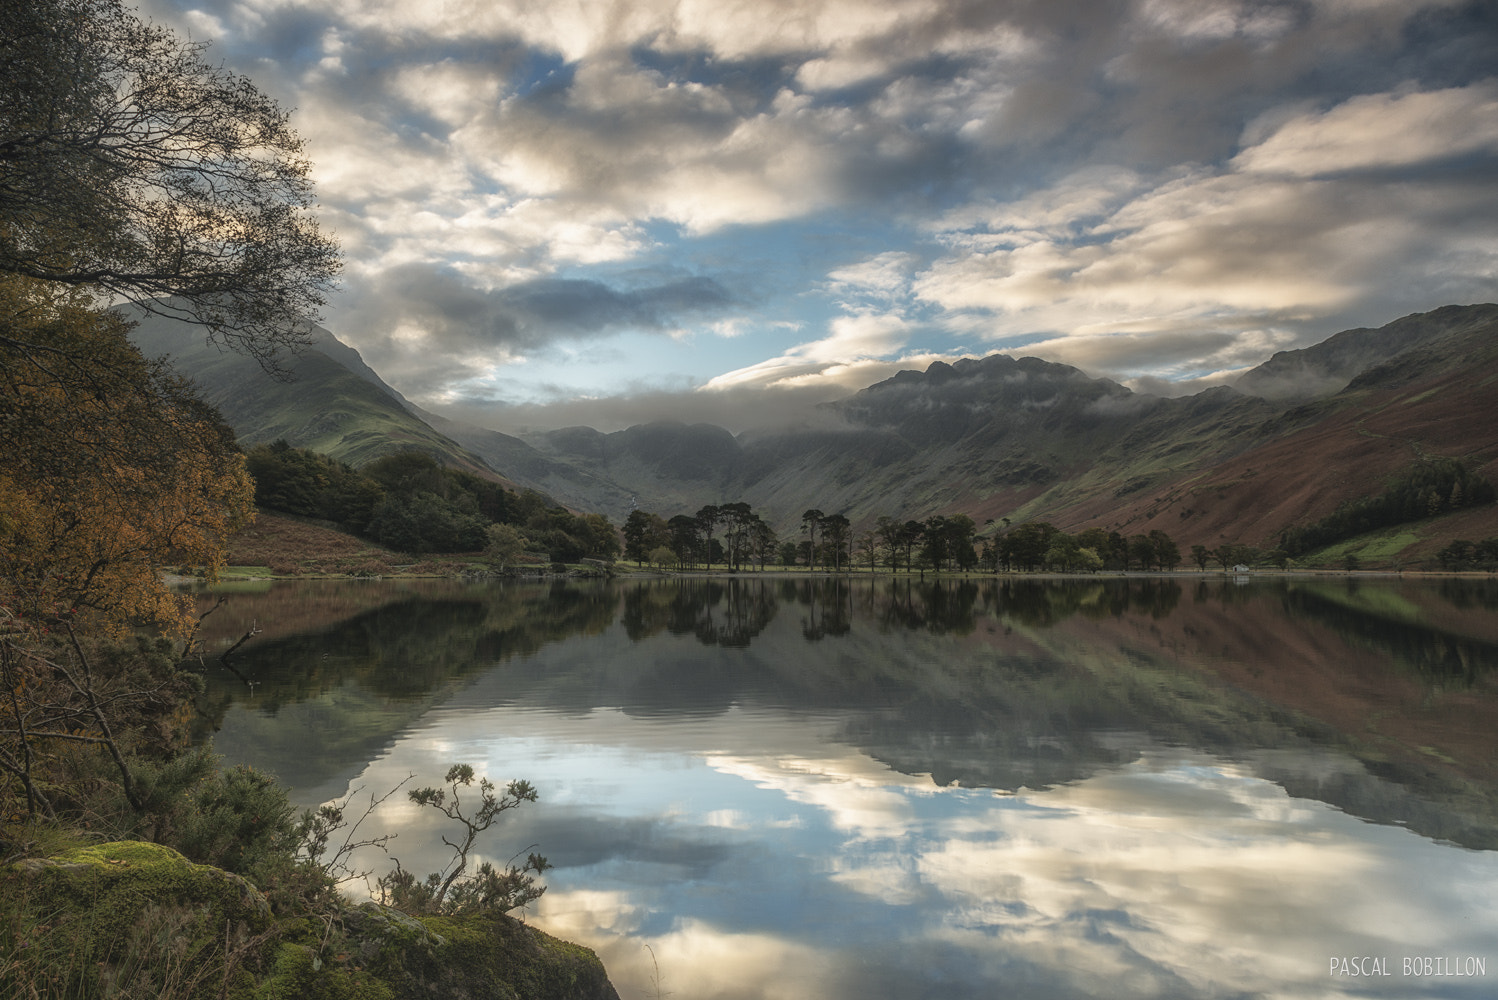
[191,576,1498,999]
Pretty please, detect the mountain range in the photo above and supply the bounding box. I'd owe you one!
[129,303,1498,564]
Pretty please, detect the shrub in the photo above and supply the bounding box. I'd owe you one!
[376,764,549,918]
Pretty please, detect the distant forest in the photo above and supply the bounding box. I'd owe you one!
[247,443,1497,574]
[622,506,1200,574]
[244,442,616,563]
[1280,459,1494,556]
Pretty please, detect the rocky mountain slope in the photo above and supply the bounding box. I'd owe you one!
[502,305,1498,552]
[134,302,1498,560]
[126,307,496,474]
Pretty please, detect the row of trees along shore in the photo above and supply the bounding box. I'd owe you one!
[249,443,1291,578]
[621,505,1268,574]
[622,457,1498,575]
[242,445,1492,575]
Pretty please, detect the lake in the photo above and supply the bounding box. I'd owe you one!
[189,575,1498,999]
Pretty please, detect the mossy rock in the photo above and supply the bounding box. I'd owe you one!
[344,902,620,1000]
[3,842,619,1000]
[253,941,398,1000]
[3,840,273,998]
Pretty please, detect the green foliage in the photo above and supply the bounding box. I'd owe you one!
[243,442,615,560]
[365,493,490,554]
[0,627,203,827]
[484,524,527,571]
[376,764,550,918]
[919,514,977,573]
[248,444,524,554]
[172,765,299,882]
[244,442,386,529]
[522,507,618,565]
[1000,522,1059,571]
[1281,459,1495,556]
[1148,530,1181,571]
[623,510,670,565]
[1,0,341,369]
[0,840,274,1000]
[254,944,396,1000]
[1438,538,1498,571]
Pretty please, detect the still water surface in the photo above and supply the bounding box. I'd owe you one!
[191,576,1498,999]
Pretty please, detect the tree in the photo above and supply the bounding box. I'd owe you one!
[747,515,776,571]
[1213,543,1255,570]
[1074,547,1104,572]
[1044,533,1081,571]
[876,516,902,571]
[1,276,254,823]
[897,520,924,573]
[921,515,951,572]
[484,523,526,572]
[580,512,619,561]
[1001,522,1057,572]
[857,529,879,572]
[0,275,254,633]
[1,0,341,372]
[1075,527,1111,555]
[801,509,824,572]
[1126,534,1155,571]
[696,504,722,570]
[377,764,550,917]
[946,514,978,571]
[623,510,669,566]
[718,502,754,571]
[667,514,700,568]
[821,513,851,572]
[1148,530,1180,571]
[244,441,386,530]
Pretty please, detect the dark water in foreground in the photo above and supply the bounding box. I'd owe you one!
[190,575,1498,999]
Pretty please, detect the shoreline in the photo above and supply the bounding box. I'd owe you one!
[171,565,1498,585]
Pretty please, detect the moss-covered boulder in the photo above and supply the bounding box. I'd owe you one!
[2,840,619,1000]
[341,901,620,1000]
[2,839,273,998]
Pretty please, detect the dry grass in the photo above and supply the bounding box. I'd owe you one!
[220,509,479,578]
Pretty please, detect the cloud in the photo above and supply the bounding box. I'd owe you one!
[332,264,739,400]
[140,0,1498,429]
[432,377,844,437]
[911,78,1498,383]
[1233,81,1498,176]
[824,252,919,300]
[704,311,915,390]
[1014,326,1298,381]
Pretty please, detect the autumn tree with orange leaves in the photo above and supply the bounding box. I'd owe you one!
[1,274,255,819]
[1,0,335,832]
[0,274,255,634]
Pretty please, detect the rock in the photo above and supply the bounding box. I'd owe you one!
[4,841,620,1000]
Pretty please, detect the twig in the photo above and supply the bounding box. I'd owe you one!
[219,617,261,662]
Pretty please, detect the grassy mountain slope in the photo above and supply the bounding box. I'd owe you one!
[132,297,1498,564]
[415,407,638,513]
[465,304,1498,563]
[1073,313,1498,555]
[1235,303,1498,402]
[127,309,495,473]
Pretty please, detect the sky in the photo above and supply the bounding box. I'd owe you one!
[137,0,1498,434]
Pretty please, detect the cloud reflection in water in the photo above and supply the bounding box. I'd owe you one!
[338,705,1498,1000]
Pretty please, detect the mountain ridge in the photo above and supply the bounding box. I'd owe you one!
[125,307,499,477]
[134,302,1498,562]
